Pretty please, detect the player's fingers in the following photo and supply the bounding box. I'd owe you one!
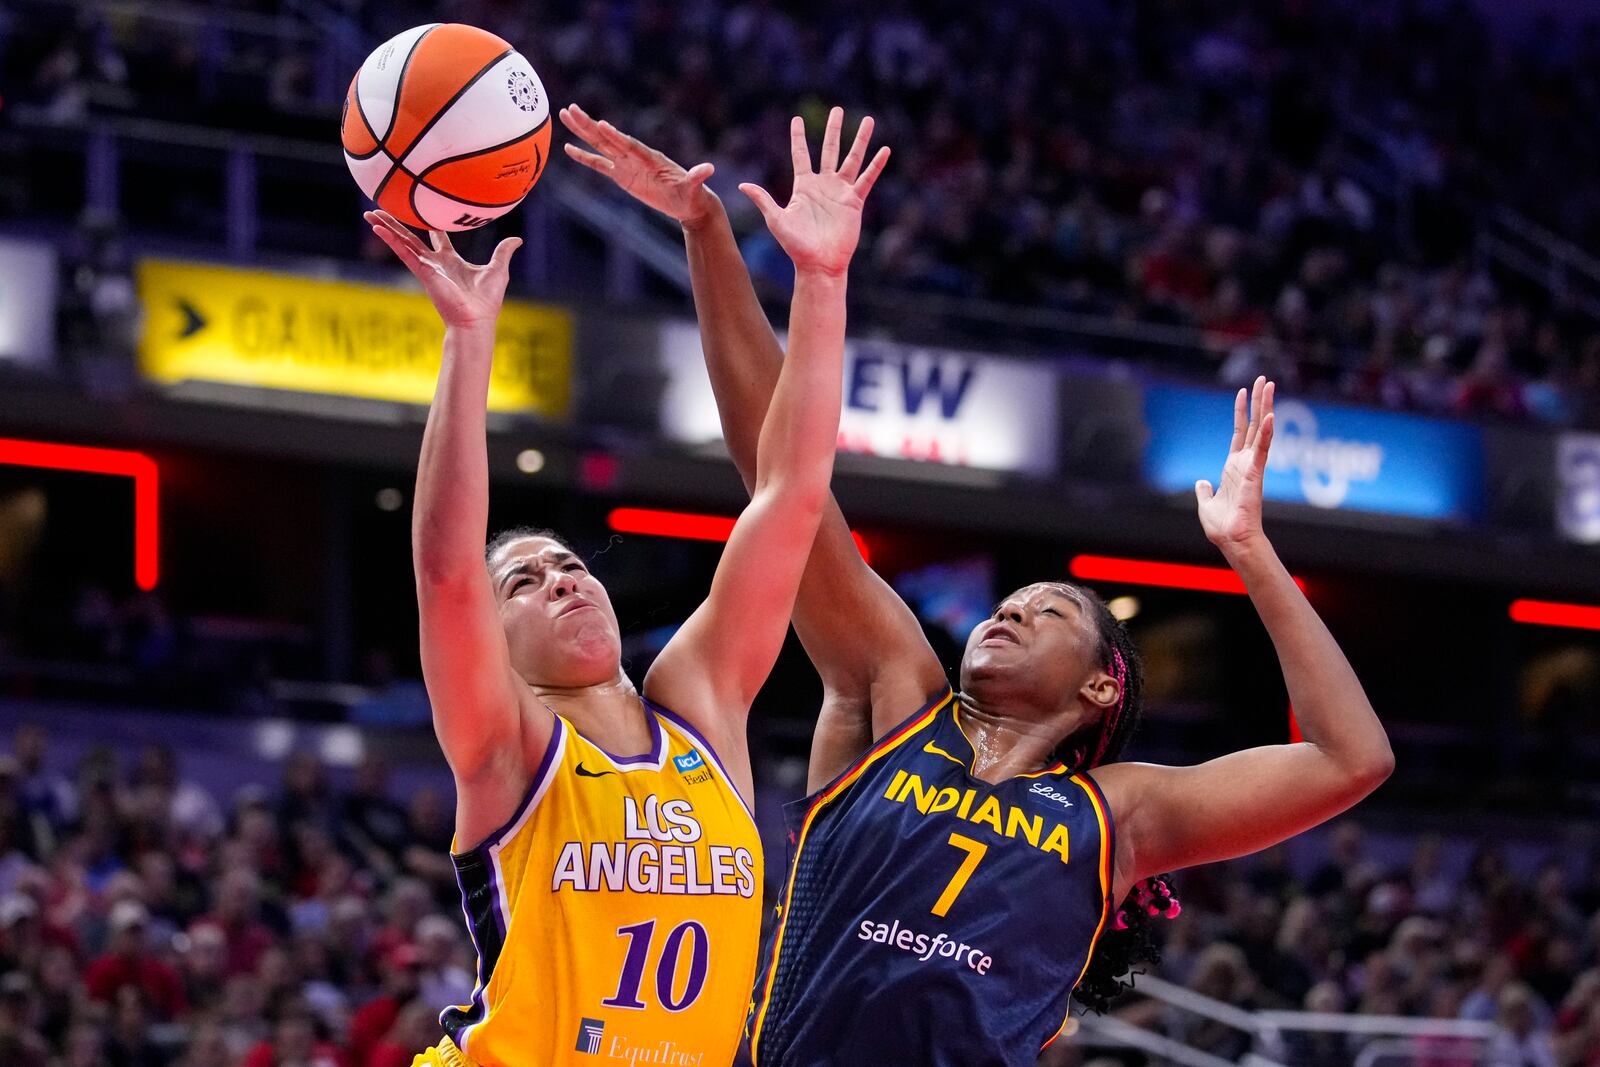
[819,106,844,173]
[1245,376,1265,447]
[1229,387,1247,453]
[853,145,891,199]
[739,182,783,227]
[789,115,812,175]
[1195,480,1214,506]
[371,225,423,271]
[429,230,456,255]
[559,103,604,137]
[365,210,429,255]
[1254,411,1275,466]
[563,143,616,173]
[685,162,716,186]
[489,236,523,272]
[839,115,875,181]
[1262,379,1276,422]
[557,105,594,141]
[595,119,636,155]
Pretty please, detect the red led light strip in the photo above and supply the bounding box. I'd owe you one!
[0,438,159,590]
[607,507,870,564]
[1070,554,1304,595]
[1509,599,1600,631]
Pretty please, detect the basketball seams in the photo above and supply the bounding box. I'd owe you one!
[390,46,515,163]
[416,118,550,207]
[371,146,533,212]
[381,24,440,145]
[346,25,547,230]
[347,87,386,161]
[371,162,401,207]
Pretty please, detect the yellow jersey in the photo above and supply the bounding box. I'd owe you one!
[413,700,762,1067]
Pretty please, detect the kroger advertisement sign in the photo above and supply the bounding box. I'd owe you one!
[1557,434,1600,544]
[658,322,1059,475]
[1143,384,1485,520]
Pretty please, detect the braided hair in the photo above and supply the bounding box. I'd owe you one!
[1053,582,1181,1014]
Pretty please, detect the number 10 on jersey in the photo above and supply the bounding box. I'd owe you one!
[603,919,710,1012]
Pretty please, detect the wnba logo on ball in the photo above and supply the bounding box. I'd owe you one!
[507,69,540,112]
[1267,400,1385,509]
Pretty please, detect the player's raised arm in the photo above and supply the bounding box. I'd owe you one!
[616,109,886,795]
[561,105,947,788]
[1096,378,1395,892]
[367,211,550,831]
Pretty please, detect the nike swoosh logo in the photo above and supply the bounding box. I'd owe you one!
[923,740,965,765]
[574,763,616,778]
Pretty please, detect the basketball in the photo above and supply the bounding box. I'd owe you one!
[341,23,551,232]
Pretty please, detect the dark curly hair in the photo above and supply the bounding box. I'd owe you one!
[1051,582,1181,1014]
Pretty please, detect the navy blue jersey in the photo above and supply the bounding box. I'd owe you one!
[750,691,1115,1067]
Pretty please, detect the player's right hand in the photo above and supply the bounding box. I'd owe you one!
[559,103,717,227]
[365,210,520,331]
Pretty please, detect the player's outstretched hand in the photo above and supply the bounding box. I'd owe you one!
[365,210,520,330]
[740,107,889,277]
[559,103,717,228]
[1196,376,1275,553]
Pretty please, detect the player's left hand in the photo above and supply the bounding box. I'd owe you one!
[558,103,718,228]
[740,107,889,277]
[365,210,519,330]
[1196,376,1274,552]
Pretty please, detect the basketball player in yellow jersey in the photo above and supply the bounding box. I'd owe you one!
[361,107,890,1067]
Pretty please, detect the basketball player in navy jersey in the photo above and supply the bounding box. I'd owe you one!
[561,109,1394,1066]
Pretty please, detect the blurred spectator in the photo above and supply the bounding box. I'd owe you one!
[1489,983,1559,1067]
[83,901,183,1020]
[4,0,1600,425]
[193,869,275,978]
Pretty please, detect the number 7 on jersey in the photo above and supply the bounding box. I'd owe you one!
[931,833,988,917]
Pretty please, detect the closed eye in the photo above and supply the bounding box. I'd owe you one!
[563,563,585,573]
[1041,607,1061,617]
[509,577,533,595]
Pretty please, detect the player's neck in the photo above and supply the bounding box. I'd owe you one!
[956,693,1077,784]
[532,676,654,755]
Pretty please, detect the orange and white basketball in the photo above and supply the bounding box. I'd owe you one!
[341,24,551,231]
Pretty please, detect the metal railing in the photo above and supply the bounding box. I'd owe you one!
[1085,974,1506,1066]
[1480,206,1600,319]
[3,109,1223,366]
[1337,104,1600,320]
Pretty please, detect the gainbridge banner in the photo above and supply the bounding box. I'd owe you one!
[137,259,572,417]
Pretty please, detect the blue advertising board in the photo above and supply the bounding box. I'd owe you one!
[1143,384,1485,521]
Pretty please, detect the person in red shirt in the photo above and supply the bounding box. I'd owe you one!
[192,867,276,977]
[345,944,420,1067]
[365,999,440,1067]
[241,1008,346,1067]
[82,901,184,1019]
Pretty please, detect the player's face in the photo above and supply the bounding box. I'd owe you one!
[960,582,1104,722]
[491,536,622,688]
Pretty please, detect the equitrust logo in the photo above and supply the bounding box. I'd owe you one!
[575,1018,604,1054]
[571,1022,706,1065]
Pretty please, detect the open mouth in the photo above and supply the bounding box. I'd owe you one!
[979,624,1020,646]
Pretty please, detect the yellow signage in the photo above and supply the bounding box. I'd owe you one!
[137,259,571,417]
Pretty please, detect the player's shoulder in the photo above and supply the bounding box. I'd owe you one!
[1073,759,1162,808]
